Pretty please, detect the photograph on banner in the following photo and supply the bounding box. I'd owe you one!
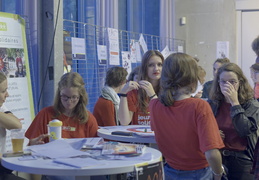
[135,161,164,180]
[139,34,148,54]
[121,51,132,79]
[0,12,34,150]
[216,41,229,58]
[0,48,26,78]
[107,28,119,65]
[97,45,107,66]
[71,37,86,60]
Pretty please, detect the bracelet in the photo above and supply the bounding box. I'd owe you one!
[212,165,224,176]
[149,94,156,99]
[118,93,127,97]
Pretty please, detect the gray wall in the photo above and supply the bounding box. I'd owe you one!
[174,0,236,81]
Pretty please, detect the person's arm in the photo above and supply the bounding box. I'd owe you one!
[118,96,134,125]
[205,149,224,180]
[231,99,259,137]
[118,81,139,125]
[0,112,21,130]
[29,134,49,145]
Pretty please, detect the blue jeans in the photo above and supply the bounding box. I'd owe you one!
[164,163,213,180]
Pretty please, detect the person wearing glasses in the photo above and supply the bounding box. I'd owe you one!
[25,72,98,144]
[208,63,259,180]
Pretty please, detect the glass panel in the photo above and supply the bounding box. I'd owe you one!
[119,0,159,36]
[84,0,96,24]
[63,0,77,21]
[1,0,19,14]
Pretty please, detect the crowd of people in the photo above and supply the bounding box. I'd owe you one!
[2,36,259,180]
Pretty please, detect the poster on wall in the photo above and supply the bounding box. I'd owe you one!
[121,51,132,79]
[97,45,107,65]
[71,37,86,60]
[0,12,34,150]
[107,28,120,65]
[139,34,148,54]
[216,41,229,58]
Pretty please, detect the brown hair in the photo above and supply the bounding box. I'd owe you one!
[159,53,199,106]
[210,63,254,104]
[53,72,89,123]
[105,66,128,87]
[127,66,140,81]
[250,63,259,72]
[198,66,206,84]
[252,36,259,56]
[138,50,164,113]
[0,72,7,84]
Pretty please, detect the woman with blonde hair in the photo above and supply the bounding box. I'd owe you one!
[0,72,24,180]
[26,72,98,144]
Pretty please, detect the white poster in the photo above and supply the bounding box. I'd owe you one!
[130,39,137,63]
[216,41,229,58]
[135,42,142,62]
[97,45,107,65]
[177,45,184,53]
[121,51,132,78]
[161,45,171,59]
[0,12,34,150]
[107,28,120,65]
[71,37,86,60]
[139,34,148,54]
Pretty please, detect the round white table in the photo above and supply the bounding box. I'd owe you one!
[97,125,156,144]
[1,147,162,179]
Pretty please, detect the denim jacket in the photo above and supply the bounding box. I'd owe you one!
[208,99,259,161]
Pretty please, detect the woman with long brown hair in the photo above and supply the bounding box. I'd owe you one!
[209,63,259,180]
[118,50,164,125]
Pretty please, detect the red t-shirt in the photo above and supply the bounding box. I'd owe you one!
[216,101,247,151]
[127,90,150,125]
[150,98,224,171]
[25,106,98,143]
[93,97,116,126]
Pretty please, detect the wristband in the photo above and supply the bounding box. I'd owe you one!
[118,93,127,97]
[149,94,156,99]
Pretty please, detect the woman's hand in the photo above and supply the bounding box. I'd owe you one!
[120,81,139,94]
[138,80,156,97]
[219,130,225,140]
[220,82,239,106]
[29,134,49,146]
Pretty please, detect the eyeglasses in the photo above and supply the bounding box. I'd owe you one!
[218,80,239,85]
[60,95,79,101]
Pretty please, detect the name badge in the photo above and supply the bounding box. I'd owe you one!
[63,126,76,131]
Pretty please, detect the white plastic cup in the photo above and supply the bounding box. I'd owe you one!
[10,129,25,153]
[48,119,63,142]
